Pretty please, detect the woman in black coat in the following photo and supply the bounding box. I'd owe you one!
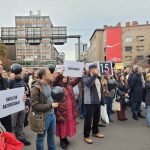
[116,74,129,121]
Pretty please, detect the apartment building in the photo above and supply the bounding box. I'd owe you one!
[86,21,150,67]
[1,11,67,67]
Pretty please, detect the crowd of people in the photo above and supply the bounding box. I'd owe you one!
[0,59,150,150]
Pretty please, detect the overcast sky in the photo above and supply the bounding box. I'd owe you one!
[0,0,150,60]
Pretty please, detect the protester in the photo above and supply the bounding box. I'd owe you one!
[55,75,81,149]
[116,74,129,121]
[2,70,8,80]
[9,64,31,145]
[145,73,150,127]
[28,69,39,88]
[83,64,104,144]
[30,67,58,150]
[0,60,12,132]
[102,75,116,122]
[130,65,145,120]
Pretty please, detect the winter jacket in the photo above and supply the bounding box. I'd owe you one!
[83,74,104,105]
[130,73,143,102]
[30,80,53,133]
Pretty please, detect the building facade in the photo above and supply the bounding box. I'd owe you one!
[1,11,67,67]
[86,21,150,67]
[87,29,104,62]
[75,42,87,61]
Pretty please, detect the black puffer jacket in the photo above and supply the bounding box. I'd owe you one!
[145,80,150,105]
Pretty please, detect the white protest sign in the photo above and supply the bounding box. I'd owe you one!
[56,65,63,73]
[63,61,84,77]
[0,87,25,118]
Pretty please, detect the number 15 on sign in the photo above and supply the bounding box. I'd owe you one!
[99,62,113,76]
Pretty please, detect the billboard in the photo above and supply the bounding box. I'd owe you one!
[106,27,122,62]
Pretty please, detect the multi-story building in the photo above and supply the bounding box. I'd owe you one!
[86,21,150,67]
[1,11,67,67]
[122,21,150,66]
[87,29,104,62]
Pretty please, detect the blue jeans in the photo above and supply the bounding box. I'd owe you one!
[147,105,150,126]
[104,97,113,118]
[36,113,56,150]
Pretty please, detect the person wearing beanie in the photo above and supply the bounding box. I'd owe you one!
[83,64,104,144]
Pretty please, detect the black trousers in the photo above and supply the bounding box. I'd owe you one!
[0,115,12,132]
[84,104,100,138]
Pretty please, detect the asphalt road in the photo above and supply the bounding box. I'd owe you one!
[23,108,150,150]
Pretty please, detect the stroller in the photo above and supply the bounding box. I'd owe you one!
[0,121,24,150]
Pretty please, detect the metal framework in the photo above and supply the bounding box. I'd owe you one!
[0,35,81,61]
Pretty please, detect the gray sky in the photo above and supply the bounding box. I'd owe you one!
[0,0,149,60]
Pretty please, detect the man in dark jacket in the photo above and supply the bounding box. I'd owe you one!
[0,60,12,132]
[83,64,104,144]
[130,66,145,120]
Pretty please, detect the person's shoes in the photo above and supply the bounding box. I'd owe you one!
[64,138,70,146]
[98,124,106,127]
[84,137,93,144]
[92,133,104,138]
[118,118,128,121]
[19,139,31,146]
[133,113,138,120]
[137,113,145,118]
[118,119,124,121]
[60,139,67,149]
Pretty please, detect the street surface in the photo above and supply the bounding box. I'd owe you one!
[24,108,150,150]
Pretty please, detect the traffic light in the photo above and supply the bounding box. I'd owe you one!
[147,55,150,65]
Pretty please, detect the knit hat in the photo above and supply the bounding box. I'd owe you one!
[89,64,97,70]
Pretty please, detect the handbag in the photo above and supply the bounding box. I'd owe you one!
[29,111,45,134]
[112,101,121,111]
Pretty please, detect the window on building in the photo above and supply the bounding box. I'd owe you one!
[136,46,144,51]
[125,36,132,43]
[125,46,132,51]
[137,55,144,60]
[136,36,144,41]
[125,56,132,61]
